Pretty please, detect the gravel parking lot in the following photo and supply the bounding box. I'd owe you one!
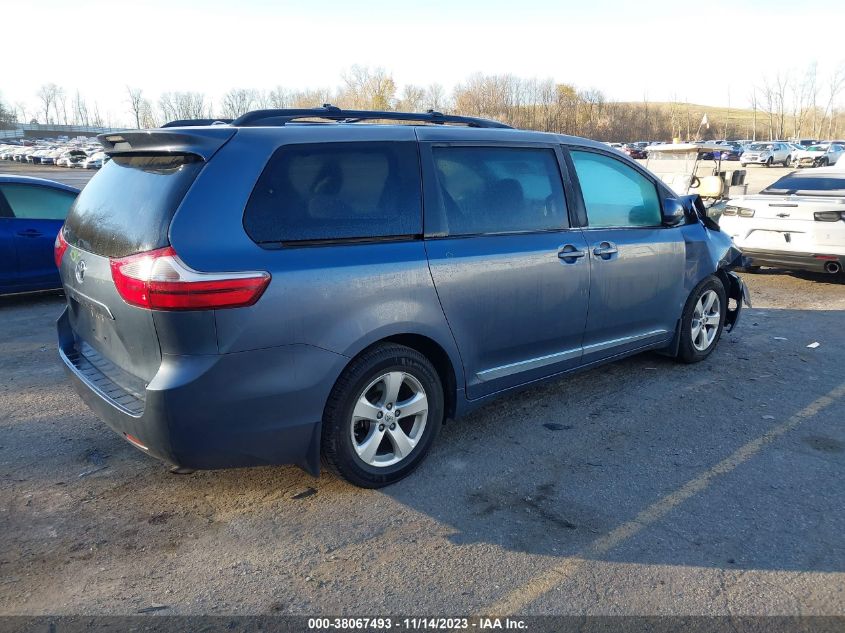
[1,161,844,617]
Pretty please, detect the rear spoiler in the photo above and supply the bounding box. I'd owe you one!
[97,127,236,161]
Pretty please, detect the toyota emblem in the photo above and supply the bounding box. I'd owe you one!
[74,259,87,284]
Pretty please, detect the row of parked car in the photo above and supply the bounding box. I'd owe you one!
[607,139,845,168]
[0,141,109,169]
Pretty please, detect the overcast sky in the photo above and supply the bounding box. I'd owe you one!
[6,0,845,126]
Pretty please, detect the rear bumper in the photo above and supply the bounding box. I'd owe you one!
[57,308,348,475]
[742,248,844,273]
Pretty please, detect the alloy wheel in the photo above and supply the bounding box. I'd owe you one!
[350,371,429,467]
[691,290,721,352]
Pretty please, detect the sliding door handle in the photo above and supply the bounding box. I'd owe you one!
[593,241,618,258]
[558,245,587,262]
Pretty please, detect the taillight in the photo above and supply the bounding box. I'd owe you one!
[723,206,754,217]
[109,247,270,311]
[54,228,69,269]
[814,211,845,222]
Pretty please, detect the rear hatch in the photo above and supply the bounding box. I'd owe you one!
[58,128,234,390]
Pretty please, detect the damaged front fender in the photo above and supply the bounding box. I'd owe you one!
[678,195,751,333]
[722,270,751,332]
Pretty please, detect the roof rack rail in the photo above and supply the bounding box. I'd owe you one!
[230,105,511,129]
[161,118,233,128]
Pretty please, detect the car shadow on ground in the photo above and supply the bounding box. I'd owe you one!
[382,309,845,573]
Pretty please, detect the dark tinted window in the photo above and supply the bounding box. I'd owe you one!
[570,150,661,227]
[429,146,567,236]
[244,142,421,244]
[0,184,76,220]
[761,173,845,196]
[64,154,203,257]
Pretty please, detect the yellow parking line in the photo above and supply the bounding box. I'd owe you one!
[484,381,845,616]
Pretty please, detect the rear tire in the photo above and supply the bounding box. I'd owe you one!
[321,343,444,488]
[675,276,727,364]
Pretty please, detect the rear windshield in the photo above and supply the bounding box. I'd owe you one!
[243,142,421,245]
[761,173,845,197]
[64,154,203,257]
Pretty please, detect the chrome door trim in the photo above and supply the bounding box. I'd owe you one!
[476,346,582,382]
[581,328,669,355]
[476,328,669,382]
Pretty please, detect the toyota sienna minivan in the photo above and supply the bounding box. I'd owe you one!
[56,106,748,488]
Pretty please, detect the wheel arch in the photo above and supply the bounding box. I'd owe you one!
[338,330,462,420]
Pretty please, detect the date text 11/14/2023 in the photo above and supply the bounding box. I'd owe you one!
[307,618,528,630]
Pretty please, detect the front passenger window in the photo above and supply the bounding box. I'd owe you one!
[570,150,661,228]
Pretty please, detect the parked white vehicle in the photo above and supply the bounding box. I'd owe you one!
[720,169,845,275]
[81,151,107,169]
[740,142,791,167]
[56,150,87,167]
[792,143,845,168]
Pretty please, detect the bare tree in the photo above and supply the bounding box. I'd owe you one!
[159,91,211,122]
[759,79,777,140]
[127,86,146,128]
[822,62,845,140]
[748,88,758,140]
[339,65,396,109]
[72,91,89,126]
[268,86,290,108]
[397,84,425,112]
[221,88,258,118]
[14,102,27,124]
[423,83,446,111]
[91,102,104,127]
[0,93,14,128]
[36,83,63,124]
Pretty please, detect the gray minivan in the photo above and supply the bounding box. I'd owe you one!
[56,107,748,487]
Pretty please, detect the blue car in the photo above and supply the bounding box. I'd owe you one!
[0,175,79,294]
[56,107,748,488]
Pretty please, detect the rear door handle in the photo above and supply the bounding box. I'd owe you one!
[16,229,43,237]
[558,244,587,262]
[592,241,618,258]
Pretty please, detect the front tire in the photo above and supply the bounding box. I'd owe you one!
[321,343,444,488]
[765,157,773,167]
[675,276,727,364]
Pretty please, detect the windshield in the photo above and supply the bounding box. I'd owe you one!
[747,143,772,151]
[761,173,845,196]
[646,150,697,173]
[805,145,827,152]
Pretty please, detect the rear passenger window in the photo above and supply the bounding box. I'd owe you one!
[429,146,567,236]
[570,150,661,228]
[244,142,421,244]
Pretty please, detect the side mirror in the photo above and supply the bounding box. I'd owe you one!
[662,198,686,226]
